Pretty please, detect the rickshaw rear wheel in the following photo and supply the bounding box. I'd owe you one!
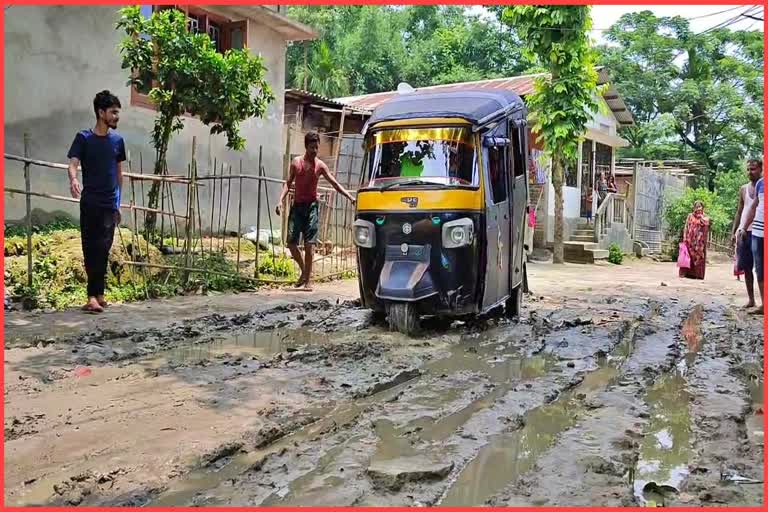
[370,310,387,325]
[506,263,527,319]
[388,303,419,335]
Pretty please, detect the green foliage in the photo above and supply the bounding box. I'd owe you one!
[116,6,274,231]
[608,243,624,265]
[500,6,601,263]
[4,217,78,238]
[258,252,296,279]
[116,6,274,151]
[285,6,526,96]
[713,168,748,222]
[664,187,730,244]
[598,12,764,185]
[501,6,601,165]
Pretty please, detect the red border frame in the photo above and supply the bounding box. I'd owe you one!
[1,2,765,512]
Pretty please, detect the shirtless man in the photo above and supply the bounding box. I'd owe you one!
[276,132,356,291]
[732,159,762,308]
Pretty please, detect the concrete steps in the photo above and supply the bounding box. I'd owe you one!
[563,240,608,264]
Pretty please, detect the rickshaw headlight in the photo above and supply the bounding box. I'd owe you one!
[450,228,465,245]
[353,219,375,248]
[443,218,473,249]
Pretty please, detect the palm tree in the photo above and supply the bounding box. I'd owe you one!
[293,41,349,98]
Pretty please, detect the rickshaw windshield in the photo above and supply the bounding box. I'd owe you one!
[365,127,478,189]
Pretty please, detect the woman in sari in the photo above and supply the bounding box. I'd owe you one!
[680,201,710,279]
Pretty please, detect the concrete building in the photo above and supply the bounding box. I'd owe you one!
[4,4,316,229]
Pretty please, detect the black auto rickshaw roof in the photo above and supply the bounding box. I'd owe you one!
[366,89,527,127]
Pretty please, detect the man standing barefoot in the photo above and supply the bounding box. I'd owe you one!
[742,172,764,315]
[732,159,763,308]
[67,90,126,313]
[276,132,356,291]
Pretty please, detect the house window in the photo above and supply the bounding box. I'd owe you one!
[131,5,249,110]
[488,146,508,204]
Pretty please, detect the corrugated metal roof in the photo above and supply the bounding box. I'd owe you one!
[336,68,634,126]
[285,89,372,115]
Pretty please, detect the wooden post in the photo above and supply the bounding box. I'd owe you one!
[254,146,263,278]
[183,137,197,283]
[23,133,33,288]
[282,125,292,246]
[209,158,217,253]
[323,108,346,240]
[236,160,243,272]
[632,162,639,241]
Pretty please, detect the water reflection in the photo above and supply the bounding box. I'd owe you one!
[633,372,692,506]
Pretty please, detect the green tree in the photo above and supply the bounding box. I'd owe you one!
[501,6,602,263]
[116,6,274,232]
[293,41,349,97]
[285,6,526,96]
[598,12,763,188]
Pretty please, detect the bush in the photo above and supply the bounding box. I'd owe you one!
[664,187,731,241]
[608,243,623,265]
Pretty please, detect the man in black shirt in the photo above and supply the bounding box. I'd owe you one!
[67,90,126,313]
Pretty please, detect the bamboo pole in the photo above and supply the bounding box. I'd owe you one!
[209,158,217,253]
[217,162,226,252]
[3,188,186,219]
[236,161,243,272]
[183,138,196,284]
[130,174,150,300]
[255,146,263,278]
[4,153,194,183]
[222,164,232,253]
[121,260,289,284]
[23,133,33,288]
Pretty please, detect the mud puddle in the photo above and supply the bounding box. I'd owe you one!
[632,373,692,506]
[149,328,330,366]
[436,322,638,506]
[744,363,764,448]
[633,305,701,506]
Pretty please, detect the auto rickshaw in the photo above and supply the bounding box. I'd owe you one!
[352,89,530,334]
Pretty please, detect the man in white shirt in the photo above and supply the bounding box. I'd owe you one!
[742,170,764,315]
[731,159,762,308]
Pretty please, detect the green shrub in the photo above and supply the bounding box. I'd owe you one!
[664,187,730,241]
[608,243,623,265]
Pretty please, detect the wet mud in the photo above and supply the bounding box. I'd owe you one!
[4,275,763,507]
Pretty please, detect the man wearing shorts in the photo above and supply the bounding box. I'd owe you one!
[742,173,764,315]
[276,132,356,291]
[732,159,762,308]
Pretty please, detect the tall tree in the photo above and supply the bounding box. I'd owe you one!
[285,6,526,96]
[116,6,274,233]
[598,12,763,187]
[292,41,349,97]
[501,6,602,264]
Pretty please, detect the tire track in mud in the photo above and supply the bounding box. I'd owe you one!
[484,300,689,507]
[141,297,656,507]
[488,300,764,508]
[661,305,764,507]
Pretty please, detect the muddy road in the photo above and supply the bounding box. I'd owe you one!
[4,261,764,506]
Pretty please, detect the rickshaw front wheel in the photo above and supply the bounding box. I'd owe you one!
[388,302,419,335]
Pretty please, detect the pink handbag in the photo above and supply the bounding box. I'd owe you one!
[677,242,691,269]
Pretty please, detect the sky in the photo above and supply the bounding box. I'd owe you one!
[472,4,764,43]
[590,4,763,42]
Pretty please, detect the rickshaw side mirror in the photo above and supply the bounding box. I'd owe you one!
[482,136,510,148]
